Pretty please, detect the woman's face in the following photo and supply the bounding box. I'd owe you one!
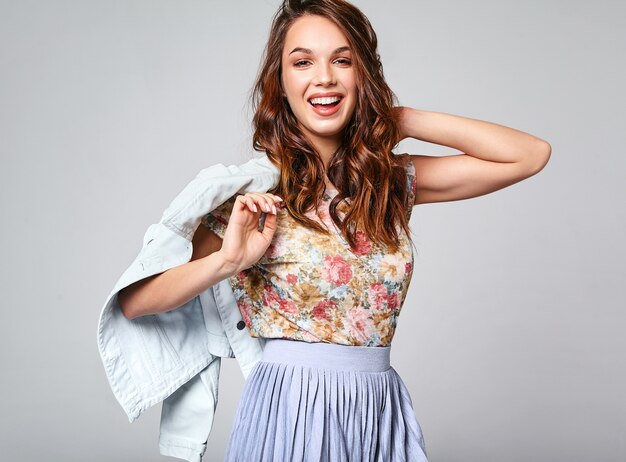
[281,15,357,151]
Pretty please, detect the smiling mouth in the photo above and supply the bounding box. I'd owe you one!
[308,96,342,107]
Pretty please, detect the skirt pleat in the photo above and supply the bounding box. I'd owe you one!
[224,339,428,462]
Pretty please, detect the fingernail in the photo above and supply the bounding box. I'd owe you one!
[252,204,257,212]
[272,205,277,214]
[263,203,270,212]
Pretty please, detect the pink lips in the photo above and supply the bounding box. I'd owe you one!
[308,93,344,117]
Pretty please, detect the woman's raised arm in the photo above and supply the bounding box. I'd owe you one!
[118,192,283,320]
[396,107,551,205]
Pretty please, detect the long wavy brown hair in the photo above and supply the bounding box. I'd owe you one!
[252,0,412,251]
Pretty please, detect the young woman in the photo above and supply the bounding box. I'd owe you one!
[119,0,550,460]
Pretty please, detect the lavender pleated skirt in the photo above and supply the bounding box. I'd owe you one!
[224,339,428,462]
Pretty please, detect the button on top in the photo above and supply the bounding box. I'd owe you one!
[236,320,246,330]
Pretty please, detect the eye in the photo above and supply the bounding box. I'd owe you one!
[333,57,352,66]
[294,59,311,68]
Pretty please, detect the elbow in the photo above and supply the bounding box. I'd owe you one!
[537,139,552,171]
[526,139,551,176]
[118,288,142,321]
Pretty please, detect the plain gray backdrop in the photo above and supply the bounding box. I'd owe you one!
[1,0,624,461]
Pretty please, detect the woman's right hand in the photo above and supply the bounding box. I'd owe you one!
[217,192,284,274]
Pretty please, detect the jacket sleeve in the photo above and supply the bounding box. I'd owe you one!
[96,156,280,423]
[160,156,279,240]
[159,357,222,462]
[96,222,210,423]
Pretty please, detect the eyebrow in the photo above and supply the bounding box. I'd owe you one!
[289,46,351,55]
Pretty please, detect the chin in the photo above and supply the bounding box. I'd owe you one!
[307,121,349,138]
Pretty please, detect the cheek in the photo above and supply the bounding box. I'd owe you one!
[341,72,358,103]
[348,78,359,114]
[344,78,358,110]
[282,72,307,98]
[346,75,357,97]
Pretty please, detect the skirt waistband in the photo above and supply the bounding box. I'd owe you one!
[261,339,391,372]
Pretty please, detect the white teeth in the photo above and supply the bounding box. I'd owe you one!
[309,96,341,105]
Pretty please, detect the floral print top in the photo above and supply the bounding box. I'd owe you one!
[201,154,417,347]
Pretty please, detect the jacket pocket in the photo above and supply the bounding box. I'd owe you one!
[131,314,182,377]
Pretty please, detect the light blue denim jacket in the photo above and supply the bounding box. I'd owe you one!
[96,155,280,462]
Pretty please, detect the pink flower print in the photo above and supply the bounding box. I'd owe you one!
[286,273,298,285]
[279,298,299,314]
[236,297,253,328]
[321,255,353,285]
[405,262,412,275]
[351,230,372,256]
[262,284,298,314]
[387,292,400,310]
[266,235,287,259]
[312,299,336,321]
[368,282,388,310]
[261,285,279,308]
[347,306,375,339]
[234,270,247,285]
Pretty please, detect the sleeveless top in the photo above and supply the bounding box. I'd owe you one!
[202,154,417,347]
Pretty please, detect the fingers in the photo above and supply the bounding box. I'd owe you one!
[260,208,278,237]
[236,192,284,215]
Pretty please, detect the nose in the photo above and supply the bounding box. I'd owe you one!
[314,62,336,86]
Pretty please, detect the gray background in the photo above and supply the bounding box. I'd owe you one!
[1,0,624,461]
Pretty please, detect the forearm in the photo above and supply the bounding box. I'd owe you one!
[118,250,238,319]
[399,107,550,166]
